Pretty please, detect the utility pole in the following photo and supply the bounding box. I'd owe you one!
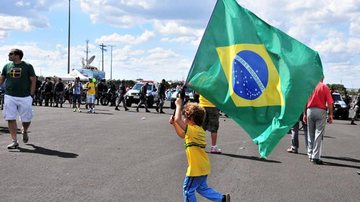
[108,45,115,80]
[99,43,107,72]
[85,40,89,66]
[67,0,71,74]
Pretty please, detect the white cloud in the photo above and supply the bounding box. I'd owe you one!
[153,20,203,45]
[0,16,32,31]
[0,0,60,39]
[95,30,155,45]
[119,0,156,9]
[350,16,360,36]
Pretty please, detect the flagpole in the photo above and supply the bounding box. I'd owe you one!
[67,0,71,74]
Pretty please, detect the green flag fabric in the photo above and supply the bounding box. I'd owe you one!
[186,0,323,157]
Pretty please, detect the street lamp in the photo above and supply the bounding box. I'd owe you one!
[109,45,115,80]
[67,0,71,74]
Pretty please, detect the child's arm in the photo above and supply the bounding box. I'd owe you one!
[169,97,186,139]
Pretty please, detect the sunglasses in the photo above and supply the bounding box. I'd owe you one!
[8,52,15,56]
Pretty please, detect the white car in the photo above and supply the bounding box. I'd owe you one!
[125,82,158,107]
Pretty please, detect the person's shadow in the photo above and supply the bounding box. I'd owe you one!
[10,144,78,158]
[210,152,281,163]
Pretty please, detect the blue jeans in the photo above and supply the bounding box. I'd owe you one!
[183,175,223,202]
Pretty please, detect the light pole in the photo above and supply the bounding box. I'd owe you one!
[67,0,71,74]
[109,45,115,80]
[99,43,107,72]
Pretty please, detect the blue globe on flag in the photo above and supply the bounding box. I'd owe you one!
[232,50,268,100]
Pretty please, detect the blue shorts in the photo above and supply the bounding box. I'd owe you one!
[86,94,95,104]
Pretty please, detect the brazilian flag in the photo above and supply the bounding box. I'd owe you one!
[186,0,323,157]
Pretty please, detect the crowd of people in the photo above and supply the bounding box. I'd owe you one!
[2,48,360,201]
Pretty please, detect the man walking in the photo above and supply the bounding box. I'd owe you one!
[115,80,129,111]
[156,79,166,113]
[85,78,96,113]
[303,78,333,164]
[199,95,222,154]
[71,77,83,112]
[0,48,36,149]
[350,94,359,125]
[136,83,150,112]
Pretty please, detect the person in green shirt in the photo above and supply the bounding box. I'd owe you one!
[0,48,36,149]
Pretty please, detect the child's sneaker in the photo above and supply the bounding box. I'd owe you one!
[222,193,230,202]
[7,141,19,149]
[73,108,77,112]
[77,108,81,113]
[210,145,222,154]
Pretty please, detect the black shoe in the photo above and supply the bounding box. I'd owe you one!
[146,110,151,113]
[160,111,165,114]
[222,193,230,202]
[136,108,139,112]
[312,159,323,165]
[351,121,357,125]
[115,107,120,111]
[125,108,129,111]
[155,107,159,112]
[22,130,29,143]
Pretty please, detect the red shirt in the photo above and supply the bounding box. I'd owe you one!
[306,82,334,110]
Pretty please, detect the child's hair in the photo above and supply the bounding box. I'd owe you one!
[183,102,206,126]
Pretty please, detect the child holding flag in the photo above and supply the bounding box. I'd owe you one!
[169,97,230,202]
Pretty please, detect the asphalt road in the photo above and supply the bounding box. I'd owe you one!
[0,103,359,202]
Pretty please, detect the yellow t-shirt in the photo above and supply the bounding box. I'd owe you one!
[199,95,215,107]
[86,82,96,95]
[184,124,210,176]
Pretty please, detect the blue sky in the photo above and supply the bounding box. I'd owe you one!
[0,0,359,88]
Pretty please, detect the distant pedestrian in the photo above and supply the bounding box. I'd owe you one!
[287,113,308,154]
[115,80,129,111]
[0,48,36,149]
[54,78,65,107]
[350,94,359,125]
[303,78,333,164]
[71,77,83,112]
[96,79,108,105]
[41,77,53,107]
[85,78,96,113]
[156,79,166,113]
[33,76,42,106]
[169,97,230,202]
[136,83,150,113]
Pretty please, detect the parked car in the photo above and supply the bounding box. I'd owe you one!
[332,92,349,120]
[125,82,158,108]
[170,87,195,109]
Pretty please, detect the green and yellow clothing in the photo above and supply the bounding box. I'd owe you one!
[184,124,210,176]
[199,95,215,107]
[1,61,36,97]
[86,82,96,95]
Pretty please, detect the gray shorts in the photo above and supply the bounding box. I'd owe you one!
[202,107,219,133]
